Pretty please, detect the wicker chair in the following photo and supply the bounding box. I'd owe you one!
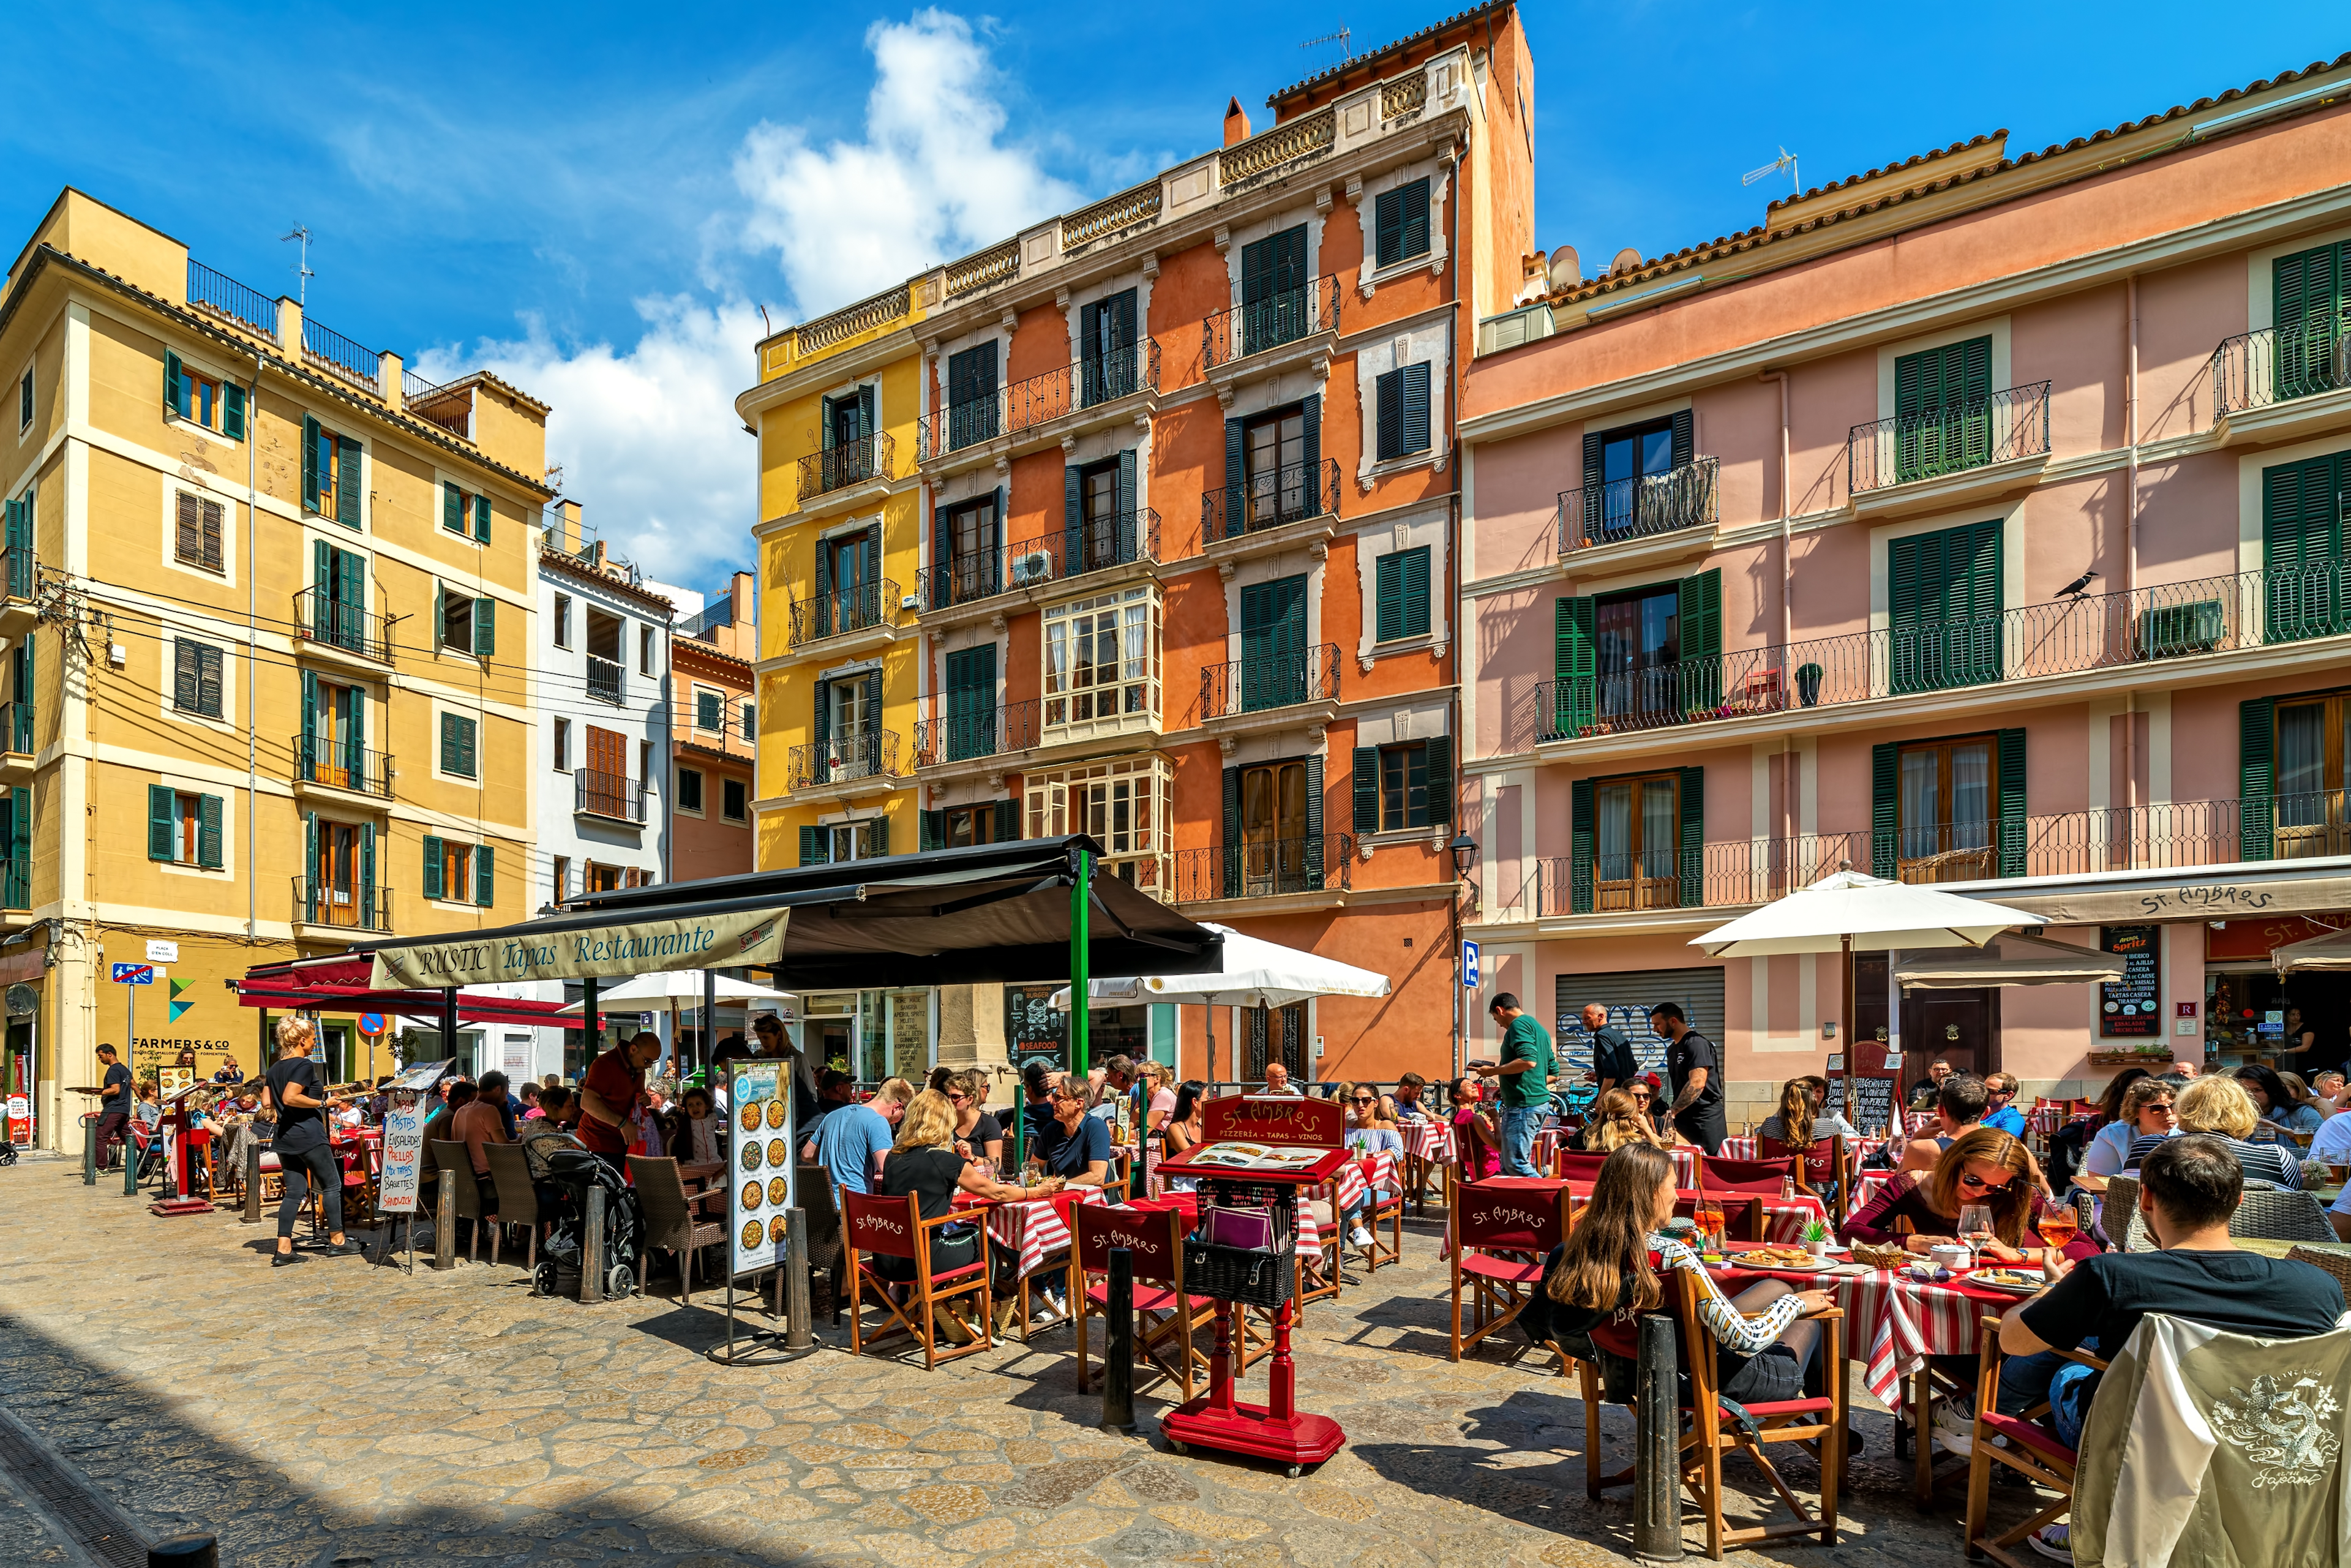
[798,1165,845,1322]
[429,1140,488,1262]
[629,1155,728,1304]
[2228,1187,2338,1243]
[2101,1172,2150,1253]
[2287,1244,2351,1294]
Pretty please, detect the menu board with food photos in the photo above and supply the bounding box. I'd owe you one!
[2099,925,2160,1038]
[727,1062,792,1279]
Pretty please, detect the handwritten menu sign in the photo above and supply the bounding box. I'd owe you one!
[1004,983,1067,1075]
[1828,1071,1899,1138]
[2099,925,2159,1038]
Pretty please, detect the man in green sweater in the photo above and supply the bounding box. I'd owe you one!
[1474,992,1554,1177]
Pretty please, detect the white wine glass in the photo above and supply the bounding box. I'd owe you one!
[1957,1202,1994,1268]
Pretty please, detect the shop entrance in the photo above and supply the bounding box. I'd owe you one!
[2210,969,2351,1076]
[1902,986,1999,1079]
[1245,1001,1308,1081]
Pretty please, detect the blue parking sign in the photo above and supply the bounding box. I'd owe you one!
[1461,940,1480,989]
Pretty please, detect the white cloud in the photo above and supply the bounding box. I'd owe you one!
[732,9,1082,317]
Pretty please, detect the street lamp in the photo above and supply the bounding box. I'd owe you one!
[1448,831,1479,1079]
[1448,832,1479,879]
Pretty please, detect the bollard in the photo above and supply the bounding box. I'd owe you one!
[123,1125,139,1196]
[82,1116,96,1185]
[580,1184,606,1305]
[784,1208,813,1352]
[432,1173,457,1271]
[1101,1247,1136,1433]
[148,1534,218,1567]
[242,1143,262,1224]
[1633,1313,1684,1561]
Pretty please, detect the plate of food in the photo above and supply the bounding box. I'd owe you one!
[1969,1267,2046,1292]
[1738,1246,1840,1272]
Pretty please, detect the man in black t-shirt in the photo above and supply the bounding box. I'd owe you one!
[1651,1003,1726,1153]
[93,1046,132,1168]
[1577,1003,1637,1098]
[1997,1136,2344,1463]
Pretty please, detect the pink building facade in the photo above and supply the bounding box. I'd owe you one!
[1458,56,2351,1123]
[671,571,758,882]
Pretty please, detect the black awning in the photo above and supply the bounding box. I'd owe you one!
[340,836,1220,990]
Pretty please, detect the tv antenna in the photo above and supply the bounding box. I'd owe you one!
[1742,147,1801,195]
[280,223,314,308]
[1300,24,1352,64]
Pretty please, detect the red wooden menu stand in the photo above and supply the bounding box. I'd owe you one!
[150,1092,214,1217]
[1156,1094,1349,1476]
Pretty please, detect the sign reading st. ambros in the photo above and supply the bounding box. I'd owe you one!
[369,907,790,989]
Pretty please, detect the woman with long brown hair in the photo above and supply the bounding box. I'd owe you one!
[1756,1076,1859,1150]
[1581,1088,1672,1153]
[1527,1145,1832,1405]
[1842,1127,2085,1260]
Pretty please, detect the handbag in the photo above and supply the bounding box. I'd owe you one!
[1198,1204,1277,1252]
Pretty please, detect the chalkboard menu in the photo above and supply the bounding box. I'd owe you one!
[1004,983,1067,1075]
[2099,925,2159,1038]
[1828,1071,1900,1138]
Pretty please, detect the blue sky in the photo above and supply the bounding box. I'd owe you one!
[4,2,2341,587]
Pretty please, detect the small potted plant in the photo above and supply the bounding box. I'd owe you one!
[1802,1218,1834,1261]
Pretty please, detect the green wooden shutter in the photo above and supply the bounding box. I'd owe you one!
[1300,393,1322,517]
[1115,448,1136,557]
[1425,734,1453,826]
[1375,551,1402,642]
[1351,746,1378,832]
[812,678,830,748]
[862,670,882,757]
[197,793,222,869]
[359,822,375,921]
[164,351,187,419]
[994,801,1019,842]
[473,595,495,658]
[869,814,889,857]
[1871,742,1900,878]
[1064,462,1083,574]
[474,844,494,907]
[473,492,491,543]
[857,383,877,441]
[1401,361,1431,456]
[1222,418,1245,538]
[1570,778,1594,914]
[443,482,462,533]
[2241,697,2276,863]
[1678,568,1722,711]
[1553,595,1595,736]
[299,670,318,772]
[2273,242,2350,397]
[799,825,828,866]
[303,813,317,917]
[1399,178,1428,260]
[173,639,199,713]
[223,381,246,441]
[460,718,478,779]
[1375,369,1401,460]
[2262,454,2347,642]
[6,786,24,906]
[197,645,221,719]
[335,434,361,527]
[1670,408,1694,470]
[431,580,445,649]
[1678,765,1704,907]
[440,712,458,775]
[1374,185,1403,268]
[1221,765,1241,898]
[422,834,445,899]
[147,784,174,861]
[919,809,943,850]
[301,415,321,511]
[347,683,365,781]
[1303,756,1324,884]
[1996,728,2028,878]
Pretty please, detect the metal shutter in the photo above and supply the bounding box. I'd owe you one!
[1550,966,1725,1078]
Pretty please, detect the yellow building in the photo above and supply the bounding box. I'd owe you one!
[0,190,549,1149]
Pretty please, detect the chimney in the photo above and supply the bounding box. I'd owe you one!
[1224,97,1252,148]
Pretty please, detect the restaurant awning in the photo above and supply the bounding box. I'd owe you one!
[2272,926,2351,973]
[1892,934,2124,990]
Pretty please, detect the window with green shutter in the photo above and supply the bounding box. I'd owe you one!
[1,786,27,908]
[1553,595,1596,738]
[1374,546,1430,642]
[1373,178,1431,269]
[1239,575,1308,711]
[1889,519,2002,694]
[146,785,221,868]
[1892,336,1993,482]
[1581,770,1694,910]
[1374,362,1431,461]
[2273,240,2351,400]
[696,690,723,732]
[302,419,362,527]
[946,342,999,449]
[1872,729,2023,882]
[171,639,223,718]
[1240,226,1310,354]
[2260,451,2348,643]
[440,712,478,778]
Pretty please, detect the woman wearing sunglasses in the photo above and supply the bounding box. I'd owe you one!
[1842,1127,2091,1262]
[2074,1076,2173,1193]
[1340,1086,1403,1247]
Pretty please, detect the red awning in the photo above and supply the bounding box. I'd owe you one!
[230,981,576,1030]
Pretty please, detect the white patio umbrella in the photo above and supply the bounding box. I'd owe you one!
[1047,923,1390,1084]
[2271,926,2351,974]
[553,969,798,1017]
[1892,932,2122,990]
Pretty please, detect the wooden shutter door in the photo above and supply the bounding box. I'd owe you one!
[945,645,996,762]
[1995,729,2028,877]
[1554,596,1595,737]
[1678,767,1705,907]
[1569,778,1594,914]
[1677,568,1722,710]
[2241,698,2276,862]
[1376,369,1401,461]
[1871,743,1900,877]
[1221,766,1242,898]
[586,726,624,816]
[1403,361,1431,455]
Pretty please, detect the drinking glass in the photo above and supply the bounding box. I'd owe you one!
[2035,1206,2079,1251]
[1021,1157,1044,1188]
[1694,1198,1725,1252]
[1957,1202,1994,1266]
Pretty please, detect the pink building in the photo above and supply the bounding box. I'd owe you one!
[670,571,757,882]
[1458,55,2351,1124]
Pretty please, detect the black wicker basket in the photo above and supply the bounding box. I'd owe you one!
[1184,1239,1295,1307]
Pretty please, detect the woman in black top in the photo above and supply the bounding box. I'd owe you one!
[947,1068,1004,1163]
[263,1017,362,1266]
[875,1090,1059,1283]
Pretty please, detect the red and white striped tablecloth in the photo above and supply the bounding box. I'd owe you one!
[966,1187,1108,1278]
[1400,1120,1456,1163]
[1720,1135,1891,1164]
[1717,1255,2015,1406]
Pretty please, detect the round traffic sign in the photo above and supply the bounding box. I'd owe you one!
[359,1012,387,1036]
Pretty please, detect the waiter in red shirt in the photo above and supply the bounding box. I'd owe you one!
[577,1033,662,1164]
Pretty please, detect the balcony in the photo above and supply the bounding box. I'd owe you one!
[0,541,34,637]
[576,768,647,825]
[786,578,901,658]
[291,879,394,937]
[1202,276,1342,380]
[0,702,30,781]
[1199,643,1341,734]
[586,653,625,705]
[1199,459,1341,554]
[1846,381,2050,516]
[0,858,24,914]
[786,731,904,796]
[292,736,392,800]
[186,260,279,339]
[291,586,393,664]
[912,689,1160,780]
[1175,834,1354,909]
[1557,457,1720,569]
[917,510,1168,620]
[301,318,381,395]
[2210,326,2351,446]
[795,433,896,510]
[1518,565,2347,758]
[915,343,1163,472]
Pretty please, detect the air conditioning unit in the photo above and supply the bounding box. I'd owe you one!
[2137,599,2226,659]
[1008,550,1054,587]
[899,593,919,610]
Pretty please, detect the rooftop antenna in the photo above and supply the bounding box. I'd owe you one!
[280,223,314,308]
[1300,24,1352,65]
[1742,147,1801,197]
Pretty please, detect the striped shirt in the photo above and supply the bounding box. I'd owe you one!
[2126,1130,2301,1188]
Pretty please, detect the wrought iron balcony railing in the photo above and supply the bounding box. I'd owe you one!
[1201,643,1341,721]
[575,768,647,823]
[787,578,899,647]
[1201,459,1341,543]
[787,730,902,790]
[186,260,279,337]
[1175,833,1353,902]
[401,369,473,439]
[913,699,1041,768]
[2211,325,2351,420]
[796,432,895,499]
[1202,274,1342,369]
[1847,381,2050,495]
[1524,565,2345,750]
[292,878,394,933]
[918,509,1164,610]
[585,653,625,705]
[293,735,392,798]
[2,542,29,602]
[290,585,392,662]
[915,343,1161,463]
[301,317,380,393]
[1558,457,1720,555]
[0,702,29,757]
[0,857,24,910]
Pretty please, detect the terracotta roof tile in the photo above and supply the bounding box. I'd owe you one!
[1267,0,1513,107]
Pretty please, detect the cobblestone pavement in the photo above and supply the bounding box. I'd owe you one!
[0,1158,2052,1567]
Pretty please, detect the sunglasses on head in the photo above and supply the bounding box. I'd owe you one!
[1957,1169,2014,1194]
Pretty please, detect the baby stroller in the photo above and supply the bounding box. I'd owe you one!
[535,1147,645,1302]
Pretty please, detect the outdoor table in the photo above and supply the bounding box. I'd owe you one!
[1721,1135,1890,1164]
[1396,1118,1454,1210]
[953,1185,1111,1278]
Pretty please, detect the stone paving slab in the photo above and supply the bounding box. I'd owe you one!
[0,1161,2055,1566]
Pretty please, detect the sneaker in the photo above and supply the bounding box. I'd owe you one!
[2025,1524,2072,1562]
[1930,1400,1976,1458]
[271,1251,299,1268]
[1350,1225,1374,1248]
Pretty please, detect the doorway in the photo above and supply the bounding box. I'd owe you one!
[1245,1001,1308,1082]
[1900,986,2000,1079]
